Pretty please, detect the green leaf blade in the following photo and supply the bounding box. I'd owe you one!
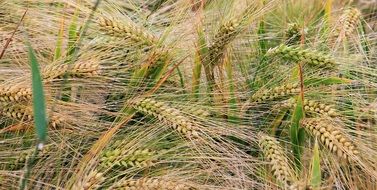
[311,139,321,189]
[28,44,47,145]
[290,95,304,170]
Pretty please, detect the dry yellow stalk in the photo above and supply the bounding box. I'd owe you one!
[111,178,193,190]
[72,170,105,190]
[130,97,200,138]
[301,118,359,161]
[258,132,297,188]
[98,17,157,45]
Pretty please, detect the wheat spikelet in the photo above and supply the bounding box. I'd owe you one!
[41,61,100,81]
[258,132,297,188]
[98,17,157,45]
[100,147,155,168]
[301,118,359,161]
[266,44,336,67]
[72,170,105,190]
[251,83,300,103]
[111,178,194,190]
[130,97,199,138]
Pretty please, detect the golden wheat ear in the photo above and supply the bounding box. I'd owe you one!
[129,97,200,138]
[72,170,105,190]
[258,132,298,189]
[110,177,195,190]
[301,118,359,162]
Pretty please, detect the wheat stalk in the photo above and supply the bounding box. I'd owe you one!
[130,97,200,138]
[301,118,359,161]
[266,44,336,67]
[258,132,297,188]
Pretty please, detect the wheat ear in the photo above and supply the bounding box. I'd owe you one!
[266,44,336,67]
[337,8,362,38]
[130,97,199,138]
[251,83,300,103]
[301,118,359,161]
[100,147,155,168]
[282,98,338,117]
[41,61,100,81]
[258,132,297,188]
[72,170,105,190]
[98,17,157,45]
[111,178,194,190]
[0,85,31,103]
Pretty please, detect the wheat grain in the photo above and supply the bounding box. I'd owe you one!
[130,97,199,138]
[258,132,297,188]
[301,118,359,161]
[266,44,336,67]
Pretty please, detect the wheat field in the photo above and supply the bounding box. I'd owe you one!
[0,0,376,189]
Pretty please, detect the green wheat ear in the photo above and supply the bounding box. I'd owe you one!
[100,147,155,168]
[266,44,336,68]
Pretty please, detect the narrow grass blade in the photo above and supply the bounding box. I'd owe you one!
[28,43,47,145]
[304,77,352,86]
[67,8,79,57]
[290,95,304,171]
[310,138,321,189]
[54,15,65,61]
[20,35,48,190]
